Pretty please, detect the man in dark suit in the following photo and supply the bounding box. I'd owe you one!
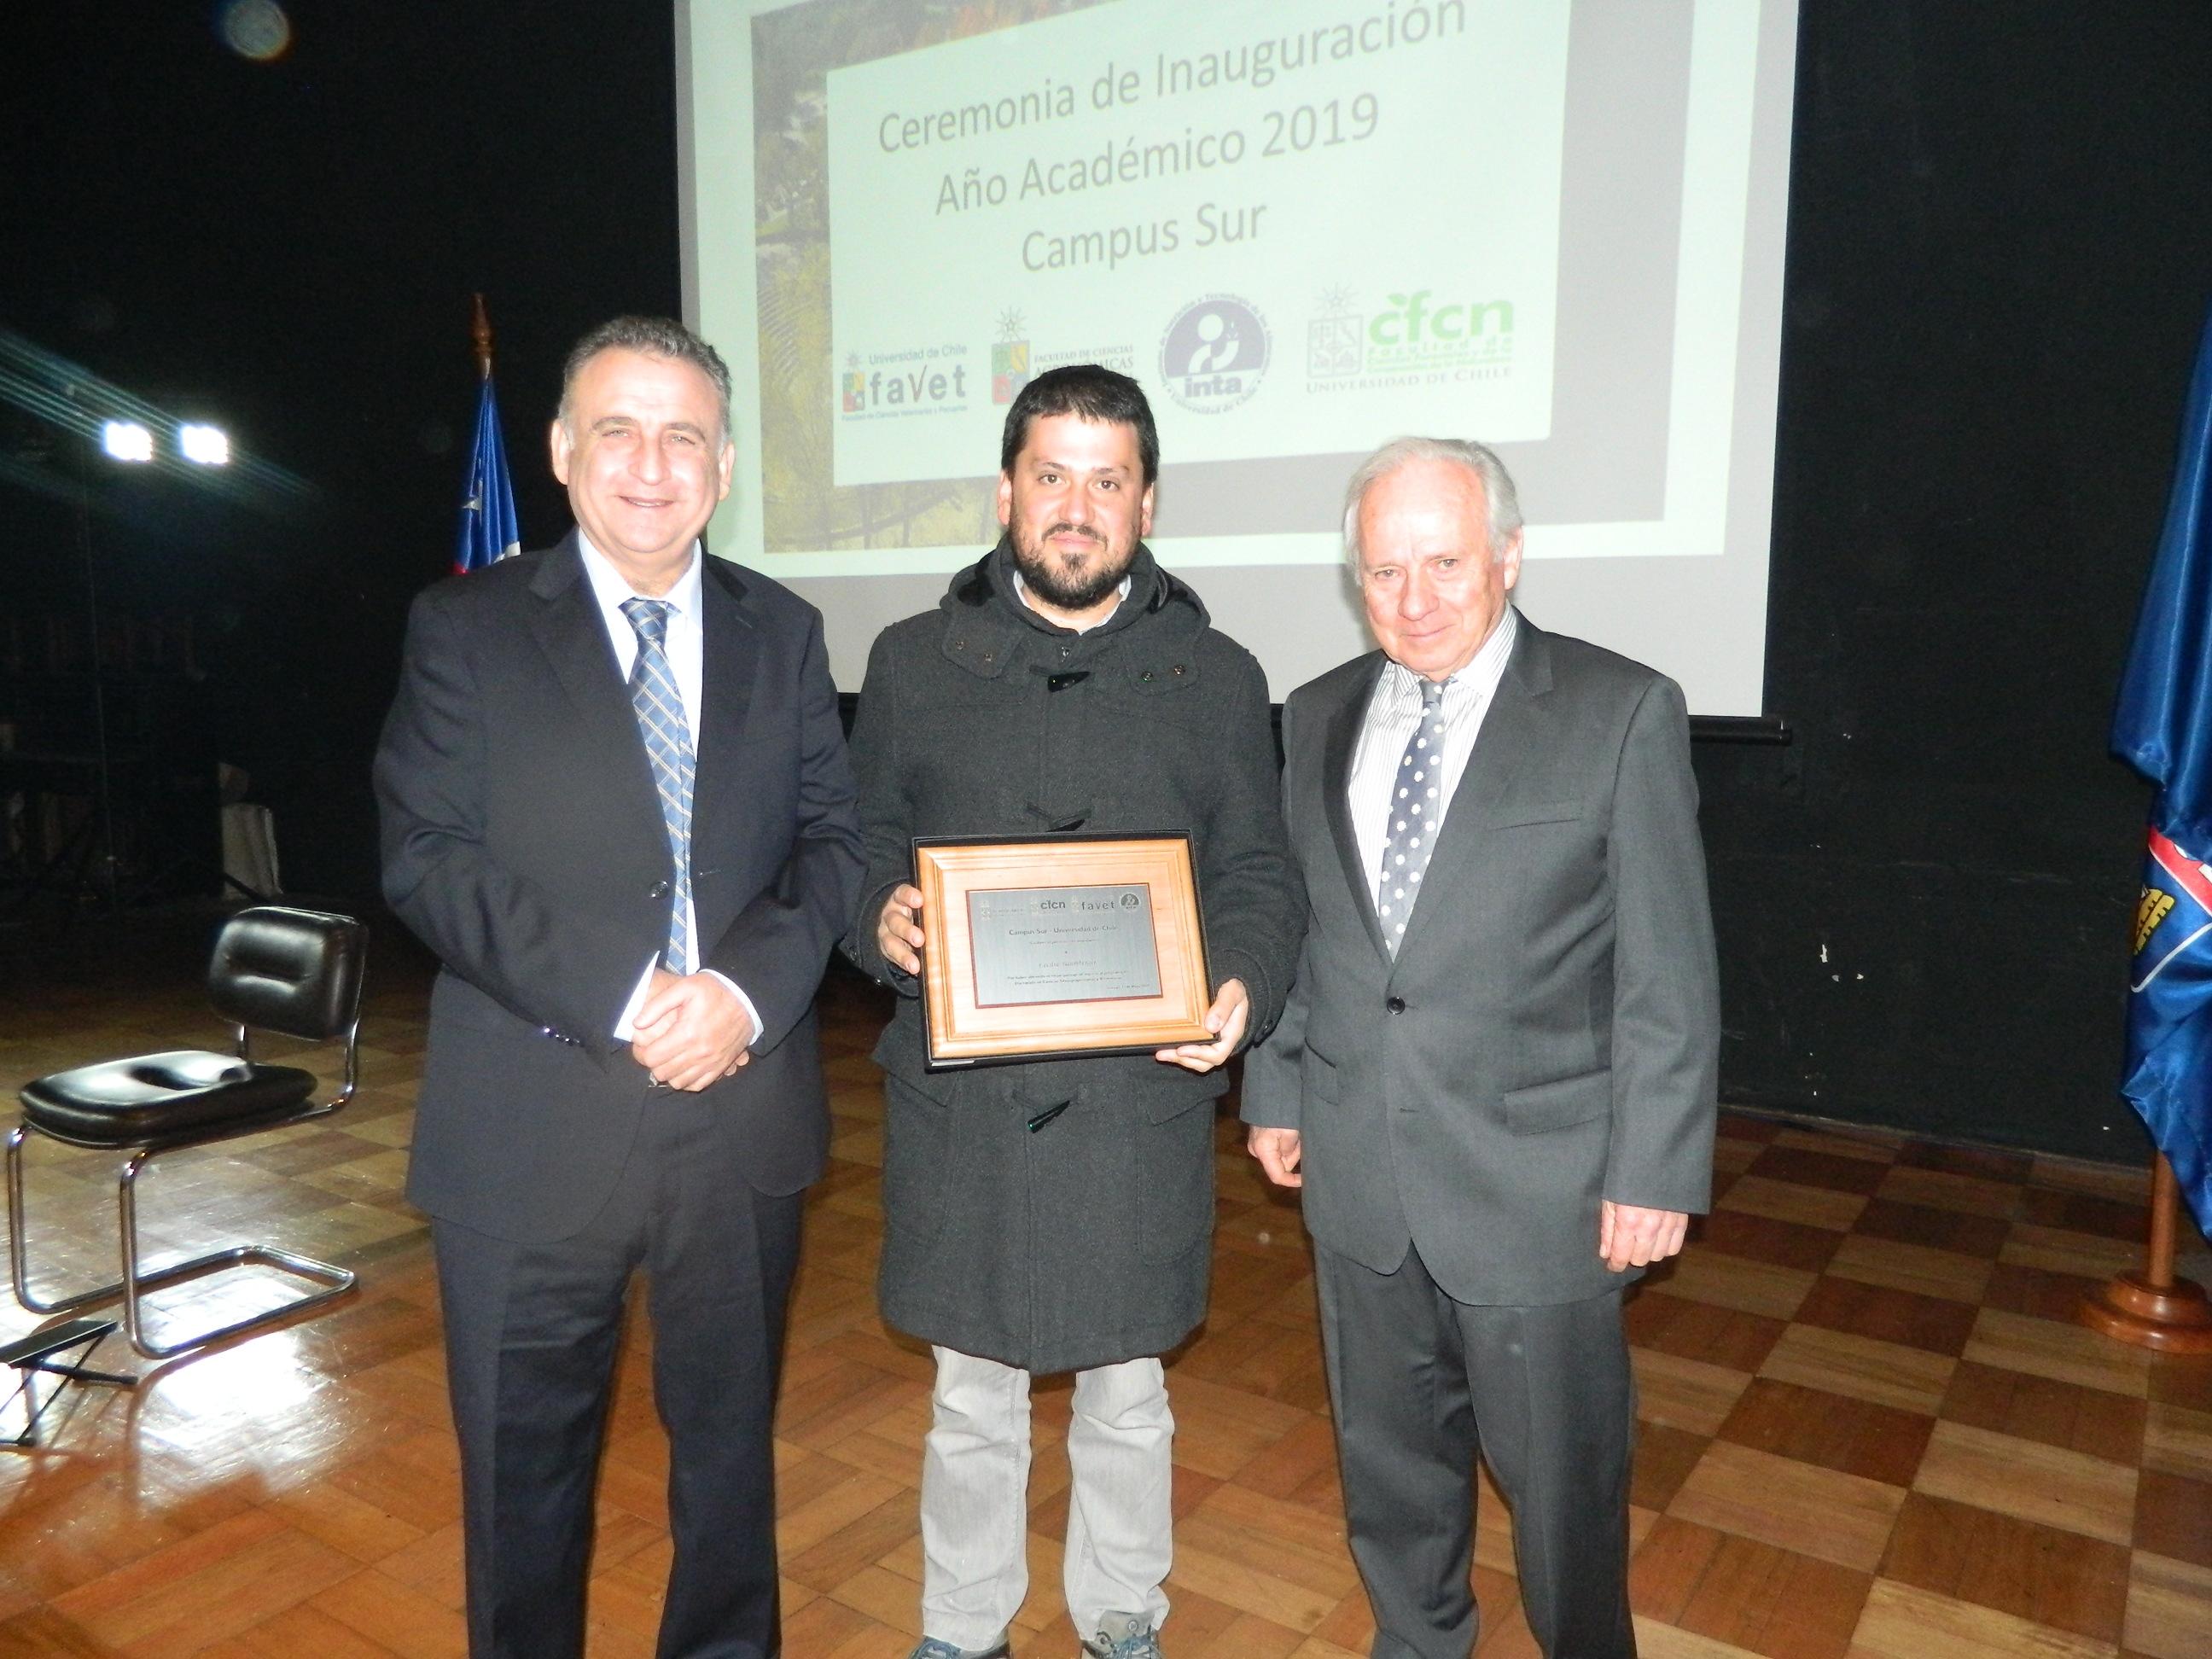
[375,315,864,1658]
[1241,438,1720,1658]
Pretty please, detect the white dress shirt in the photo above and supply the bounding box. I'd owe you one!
[576,534,760,1047]
[1348,608,1519,908]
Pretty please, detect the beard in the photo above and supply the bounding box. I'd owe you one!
[1010,521,1137,613]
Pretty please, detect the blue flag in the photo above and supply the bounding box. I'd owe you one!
[454,374,521,573]
[2114,303,2212,1237]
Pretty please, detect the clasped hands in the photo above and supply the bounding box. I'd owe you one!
[1245,1127,1689,1272]
[632,968,754,1091]
[876,884,1249,1074]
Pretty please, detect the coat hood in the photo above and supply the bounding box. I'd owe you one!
[933,535,1212,678]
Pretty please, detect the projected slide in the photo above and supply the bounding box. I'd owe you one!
[682,0,1798,716]
[823,0,1565,487]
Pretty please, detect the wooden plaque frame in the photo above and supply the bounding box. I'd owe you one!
[912,834,1213,1067]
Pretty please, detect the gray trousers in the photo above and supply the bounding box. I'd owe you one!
[919,1348,1174,1650]
[1313,1241,1636,1659]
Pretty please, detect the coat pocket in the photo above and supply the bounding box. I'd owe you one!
[1302,1048,1342,1103]
[1145,1081,1214,1125]
[1137,1097,1217,1264]
[881,1074,955,1243]
[1499,1068,1610,1135]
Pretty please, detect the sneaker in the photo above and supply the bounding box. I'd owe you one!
[907,1638,1011,1659]
[1080,1613,1163,1659]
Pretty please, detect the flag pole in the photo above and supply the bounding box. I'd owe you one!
[472,293,494,381]
[2080,1153,2212,1352]
[452,296,521,573]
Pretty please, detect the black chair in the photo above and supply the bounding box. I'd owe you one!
[3,1317,135,1446]
[7,905,369,1359]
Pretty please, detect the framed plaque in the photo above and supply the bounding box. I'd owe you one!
[912,834,1214,1066]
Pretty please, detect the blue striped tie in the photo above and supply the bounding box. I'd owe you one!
[620,598,694,972]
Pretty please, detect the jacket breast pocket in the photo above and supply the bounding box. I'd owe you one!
[1471,799,1583,831]
[1500,1068,1610,1135]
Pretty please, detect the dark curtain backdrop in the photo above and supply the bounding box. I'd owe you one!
[1706,2,2212,1161]
[4,2,2210,1161]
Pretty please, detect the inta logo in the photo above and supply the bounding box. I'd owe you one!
[1160,295,1269,415]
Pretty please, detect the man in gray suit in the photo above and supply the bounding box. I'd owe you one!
[1241,437,1720,1658]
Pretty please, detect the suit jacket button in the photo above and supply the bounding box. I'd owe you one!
[1385,996,1406,1014]
[649,880,671,900]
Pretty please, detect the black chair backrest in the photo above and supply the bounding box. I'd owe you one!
[206,907,368,1043]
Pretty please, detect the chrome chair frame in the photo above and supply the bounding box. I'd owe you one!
[8,1010,363,1361]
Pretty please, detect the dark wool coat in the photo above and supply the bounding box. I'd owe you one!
[844,539,1304,1373]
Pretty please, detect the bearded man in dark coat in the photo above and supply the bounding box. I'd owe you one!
[844,365,1303,1659]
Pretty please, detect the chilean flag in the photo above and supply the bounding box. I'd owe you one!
[454,374,521,573]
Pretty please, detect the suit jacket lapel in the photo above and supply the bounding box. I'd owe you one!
[1393,615,1550,964]
[690,555,760,847]
[1321,655,1390,962]
[527,535,661,816]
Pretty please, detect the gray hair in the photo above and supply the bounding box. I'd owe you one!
[557,315,733,445]
[1342,436,1524,574]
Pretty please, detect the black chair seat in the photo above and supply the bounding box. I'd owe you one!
[21,1051,317,1147]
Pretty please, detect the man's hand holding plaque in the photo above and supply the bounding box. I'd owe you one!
[876,882,928,977]
[1154,979,1249,1074]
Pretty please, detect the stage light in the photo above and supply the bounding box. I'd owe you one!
[102,421,154,463]
[178,423,231,466]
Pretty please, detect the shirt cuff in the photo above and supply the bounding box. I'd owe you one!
[614,961,762,1052]
[613,956,659,1043]
[701,969,763,1051]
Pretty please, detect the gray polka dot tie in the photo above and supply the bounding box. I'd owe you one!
[1377,678,1447,957]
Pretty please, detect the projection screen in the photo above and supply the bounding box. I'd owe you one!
[678,0,1798,716]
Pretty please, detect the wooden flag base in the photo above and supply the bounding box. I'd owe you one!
[2079,1154,2212,1353]
[2081,1271,2212,1353]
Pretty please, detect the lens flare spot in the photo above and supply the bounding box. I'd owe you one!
[217,0,292,63]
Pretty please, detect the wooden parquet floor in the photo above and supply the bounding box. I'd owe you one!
[3,912,2210,1657]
